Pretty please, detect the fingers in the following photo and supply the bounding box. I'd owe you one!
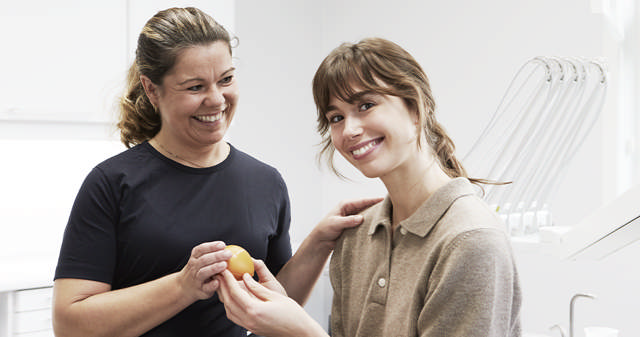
[219,268,275,304]
[219,270,257,306]
[217,271,258,332]
[324,214,366,232]
[190,242,233,282]
[202,277,220,294]
[339,197,384,216]
[339,214,365,228]
[242,273,275,302]
[191,241,226,258]
[181,241,234,300]
[253,259,276,283]
[215,273,230,304]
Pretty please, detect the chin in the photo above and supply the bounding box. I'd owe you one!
[357,167,385,179]
[198,130,227,145]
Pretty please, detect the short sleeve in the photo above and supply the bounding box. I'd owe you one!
[264,176,292,275]
[418,228,522,337]
[54,166,119,284]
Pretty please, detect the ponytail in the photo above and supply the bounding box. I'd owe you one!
[117,62,161,148]
[426,118,467,177]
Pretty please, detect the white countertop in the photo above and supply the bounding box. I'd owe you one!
[0,255,57,292]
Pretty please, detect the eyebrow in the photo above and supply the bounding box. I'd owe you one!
[325,90,378,114]
[177,67,236,86]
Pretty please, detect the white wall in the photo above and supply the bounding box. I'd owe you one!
[232,0,326,245]
[0,137,123,258]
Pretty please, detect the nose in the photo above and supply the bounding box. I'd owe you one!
[204,86,226,108]
[343,116,363,139]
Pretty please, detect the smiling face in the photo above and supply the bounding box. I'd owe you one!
[142,41,238,150]
[326,88,421,179]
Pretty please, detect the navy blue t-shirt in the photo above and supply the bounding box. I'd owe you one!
[55,142,292,336]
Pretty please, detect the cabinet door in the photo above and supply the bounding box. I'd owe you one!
[12,309,52,334]
[0,0,128,123]
[11,331,53,337]
[13,287,53,312]
[12,287,54,335]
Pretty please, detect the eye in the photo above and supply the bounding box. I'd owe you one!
[187,84,203,91]
[327,114,344,124]
[359,102,375,111]
[220,75,234,85]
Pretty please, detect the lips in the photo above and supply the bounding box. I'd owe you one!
[193,113,222,122]
[350,138,383,158]
[193,105,227,123]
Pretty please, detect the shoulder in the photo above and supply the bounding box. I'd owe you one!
[231,145,278,171]
[76,143,158,196]
[442,194,505,234]
[349,199,385,234]
[229,144,287,187]
[434,194,513,256]
[334,200,386,254]
[94,142,154,174]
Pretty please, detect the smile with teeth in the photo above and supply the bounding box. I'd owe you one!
[194,111,224,122]
[351,138,382,157]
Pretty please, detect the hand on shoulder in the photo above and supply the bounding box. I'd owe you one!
[310,197,383,250]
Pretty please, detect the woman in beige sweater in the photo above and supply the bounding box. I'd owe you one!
[217,37,522,337]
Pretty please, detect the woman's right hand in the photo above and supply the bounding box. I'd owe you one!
[53,243,232,337]
[177,241,233,301]
[250,259,287,296]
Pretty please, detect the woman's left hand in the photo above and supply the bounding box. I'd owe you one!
[311,197,383,250]
[272,197,383,305]
[216,269,328,337]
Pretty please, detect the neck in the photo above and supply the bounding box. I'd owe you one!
[150,135,229,168]
[382,154,452,228]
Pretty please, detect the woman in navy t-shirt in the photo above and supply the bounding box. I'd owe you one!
[53,7,380,337]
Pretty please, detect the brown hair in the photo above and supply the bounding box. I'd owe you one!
[312,37,479,182]
[117,7,233,147]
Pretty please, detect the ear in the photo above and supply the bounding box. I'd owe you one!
[412,108,420,126]
[140,75,160,108]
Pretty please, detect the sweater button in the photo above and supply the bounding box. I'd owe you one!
[377,278,386,288]
[400,227,408,235]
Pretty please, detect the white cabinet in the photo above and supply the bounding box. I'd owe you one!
[0,287,54,337]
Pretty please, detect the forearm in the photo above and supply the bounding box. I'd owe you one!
[53,273,196,337]
[297,315,331,337]
[276,231,333,305]
[276,197,381,307]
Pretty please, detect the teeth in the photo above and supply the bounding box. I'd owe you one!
[195,113,222,122]
[352,140,379,156]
